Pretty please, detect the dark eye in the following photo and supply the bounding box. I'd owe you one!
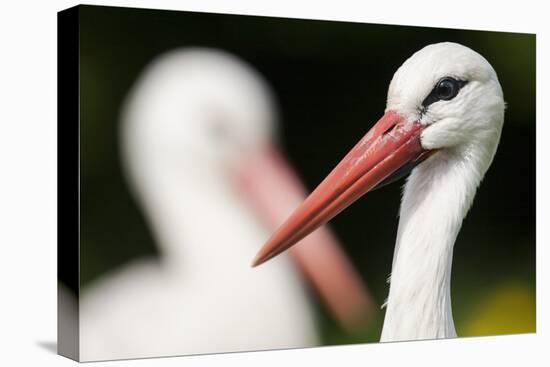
[421,77,467,110]
[436,78,459,100]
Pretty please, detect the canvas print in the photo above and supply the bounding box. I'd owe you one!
[57,5,536,362]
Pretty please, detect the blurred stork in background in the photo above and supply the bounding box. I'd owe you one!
[80,48,373,361]
[253,42,505,342]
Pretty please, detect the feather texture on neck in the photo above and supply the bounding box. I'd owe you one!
[380,141,494,341]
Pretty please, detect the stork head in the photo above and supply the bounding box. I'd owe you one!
[388,42,504,151]
[121,48,276,184]
[252,42,505,266]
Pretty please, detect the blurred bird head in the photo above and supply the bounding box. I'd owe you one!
[122,48,277,185]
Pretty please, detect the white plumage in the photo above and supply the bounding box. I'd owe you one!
[80,49,318,361]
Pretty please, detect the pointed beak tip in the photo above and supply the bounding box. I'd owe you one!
[250,258,261,268]
[251,252,267,268]
[251,247,277,268]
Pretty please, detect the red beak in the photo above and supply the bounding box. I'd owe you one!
[252,111,429,267]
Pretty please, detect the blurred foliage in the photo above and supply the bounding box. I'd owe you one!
[75,5,536,344]
[459,281,535,336]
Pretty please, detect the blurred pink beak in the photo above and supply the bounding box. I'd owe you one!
[234,144,374,330]
[251,111,430,284]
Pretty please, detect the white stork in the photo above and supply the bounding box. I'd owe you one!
[80,48,372,361]
[253,42,505,342]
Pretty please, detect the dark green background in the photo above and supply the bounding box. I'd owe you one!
[77,5,536,344]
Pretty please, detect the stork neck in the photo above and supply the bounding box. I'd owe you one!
[380,147,482,341]
[132,163,265,276]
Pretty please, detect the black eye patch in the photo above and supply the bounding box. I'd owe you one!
[421,77,468,110]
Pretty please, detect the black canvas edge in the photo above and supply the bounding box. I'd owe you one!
[57,5,80,362]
